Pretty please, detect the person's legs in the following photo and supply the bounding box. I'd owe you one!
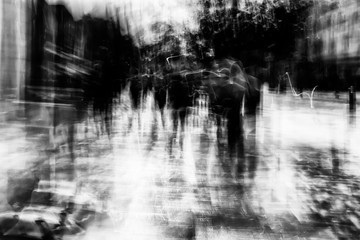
[179,108,187,151]
[168,110,178,156]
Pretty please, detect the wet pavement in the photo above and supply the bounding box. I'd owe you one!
[2,86,360,239]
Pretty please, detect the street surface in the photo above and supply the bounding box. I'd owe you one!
[1,85,360,239]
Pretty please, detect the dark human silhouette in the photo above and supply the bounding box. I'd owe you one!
[167,73,191,155]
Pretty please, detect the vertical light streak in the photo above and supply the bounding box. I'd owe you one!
[15,1,22,100]
[0,0,3,98]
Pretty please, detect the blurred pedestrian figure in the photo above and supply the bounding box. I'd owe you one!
[349,85,356,112]
[239,62,261,180]
[329,64,340,99]
[331,147,340,175]
[167,73,191,156]
[153,74,167,127]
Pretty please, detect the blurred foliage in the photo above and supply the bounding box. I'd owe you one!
[140,21,182,72]
[191,0,315,65]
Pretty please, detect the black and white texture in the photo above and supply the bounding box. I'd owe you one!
[1,0,360,239]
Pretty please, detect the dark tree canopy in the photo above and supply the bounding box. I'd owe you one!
[189,0,315,66]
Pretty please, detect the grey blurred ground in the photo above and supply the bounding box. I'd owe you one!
[1,86,360,239]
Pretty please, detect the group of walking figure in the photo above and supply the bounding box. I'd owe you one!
[127,56,262,181]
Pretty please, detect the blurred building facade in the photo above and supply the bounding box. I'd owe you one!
[306,0,360,90]
[308,0,360,61]
[0,0,29,101]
